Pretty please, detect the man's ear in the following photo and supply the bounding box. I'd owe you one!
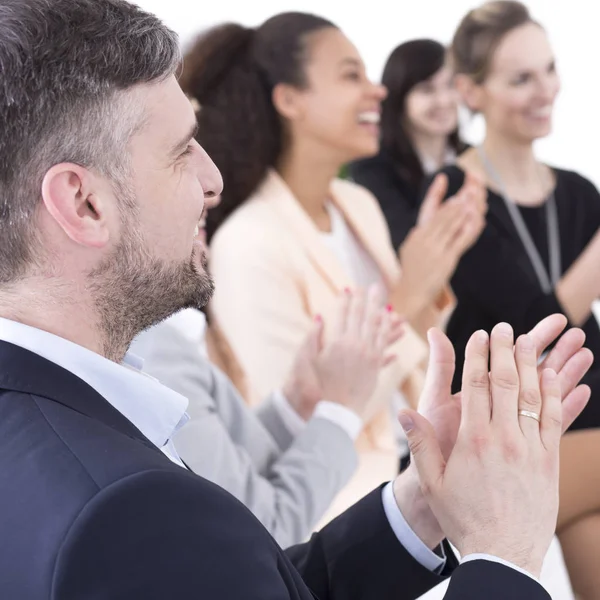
[41,163,110,248]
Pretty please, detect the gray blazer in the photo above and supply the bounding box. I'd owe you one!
[130,309,357,548]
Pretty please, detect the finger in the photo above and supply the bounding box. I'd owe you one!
[331,289,352,338]
[418,328,456,414]
[398,410,446,491]
[527,313,568,359]
[385,315,406,347]
[374,306,392,357]
[561,385,591,434]
[461,329,491,429]
[381,353,398,368]
[489,323,520,430]
[539,368,562,450]
[428,201,470,245]
[463,177,487,215]
[447,213,484,255]
[540,326,586,375]
[555,348,594,402]
[515,334,543,438]
[361,284,384,345]
[345,287,366,337]
[308,315,324,355]
[417,173,448,226]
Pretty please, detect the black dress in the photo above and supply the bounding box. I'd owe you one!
[430,165,600,431]
[348,151,421,251]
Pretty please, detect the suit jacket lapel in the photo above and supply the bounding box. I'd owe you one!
[258,170,353,293]
[0,340,160,453]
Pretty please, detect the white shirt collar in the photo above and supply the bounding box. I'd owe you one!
[0,317,189,449]
[420,147,457,176]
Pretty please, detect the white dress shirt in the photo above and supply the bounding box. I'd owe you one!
[0,317,530,579]
[0,317,190,468]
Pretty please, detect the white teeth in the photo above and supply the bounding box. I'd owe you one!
[358,111,380,124]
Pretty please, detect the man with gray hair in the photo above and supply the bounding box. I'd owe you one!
[0,1,592,599]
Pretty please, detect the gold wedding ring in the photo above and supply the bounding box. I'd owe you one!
[518,409,541,423]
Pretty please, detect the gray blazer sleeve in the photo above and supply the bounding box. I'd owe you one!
[130,310,358,548]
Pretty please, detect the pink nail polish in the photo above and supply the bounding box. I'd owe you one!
[386,304,393,313]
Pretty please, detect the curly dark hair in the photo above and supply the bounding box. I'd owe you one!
[380,39,465,190]
[179,12,336,242]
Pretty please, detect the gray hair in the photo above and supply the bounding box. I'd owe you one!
[0,0,181,283]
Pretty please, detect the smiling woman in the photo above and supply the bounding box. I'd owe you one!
[176,11,471,524]
[349,38,468,250]
[426,2,600,597]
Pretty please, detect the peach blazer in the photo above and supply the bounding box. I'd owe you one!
[207,169,452,526]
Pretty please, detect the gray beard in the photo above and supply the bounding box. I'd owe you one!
[88,228,213,362]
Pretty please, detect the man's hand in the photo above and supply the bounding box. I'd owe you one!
[392,314,592,551]
[418,314,592,462]
[283,286,404,420]
[397,323,590,577]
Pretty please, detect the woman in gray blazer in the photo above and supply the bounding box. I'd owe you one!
[131,288,403,547]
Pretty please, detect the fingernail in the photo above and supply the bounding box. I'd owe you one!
[386,303,393,313]
[398,413,414,433]
[314,314,322,323]
[495,322,512,337]
[476,330,489,345]
[344,287,352,295]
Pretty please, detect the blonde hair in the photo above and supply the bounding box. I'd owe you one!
[450,1,539,83]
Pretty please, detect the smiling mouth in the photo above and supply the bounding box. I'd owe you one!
[357,111,380,125]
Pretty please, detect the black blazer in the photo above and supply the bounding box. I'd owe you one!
[0,340,550,599]
[349,151,421,251]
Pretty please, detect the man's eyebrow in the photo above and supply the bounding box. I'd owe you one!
[169,121,199,158]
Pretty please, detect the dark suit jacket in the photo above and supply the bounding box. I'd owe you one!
[0,340,550,599]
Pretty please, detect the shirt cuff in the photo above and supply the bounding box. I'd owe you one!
[313,401,362,441]
[381,481,446,573]
[271,391,363,442]
[461,554,538,581]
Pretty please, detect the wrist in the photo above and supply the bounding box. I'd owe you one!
[281,381,312,421]
[393,466,445,550]
[460,543,544,580]
[390,278,428,323]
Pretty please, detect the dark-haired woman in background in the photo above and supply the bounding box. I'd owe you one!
[349,39,472,251]
[179,12,485,525]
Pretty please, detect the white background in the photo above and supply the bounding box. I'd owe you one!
[135,0,600,188]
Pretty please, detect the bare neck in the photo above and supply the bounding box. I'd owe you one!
[482,130,538,183]
[276,140,343,232]
[0,279,127,363]
[479,130,553,207]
